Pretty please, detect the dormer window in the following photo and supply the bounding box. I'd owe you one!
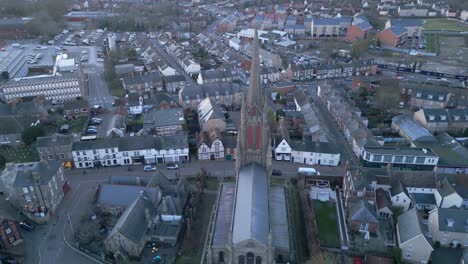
[440,115,447,121]
[438,95,444,101]
[416,92,422,98]
[428,115,435,121]
[454,116,460,121]
[428,94,433,99]
[447,218,455,227]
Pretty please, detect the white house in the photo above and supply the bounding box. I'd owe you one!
[72,135,189,168]
[390,180,411,211]
[435,178,463,209]
[159,64,177,76]
[291,140,340,166]
[182,59,201,75]
[196,128,225,160]
[229,37,241,51]
[397,208,433,264]
[273,138,292,161]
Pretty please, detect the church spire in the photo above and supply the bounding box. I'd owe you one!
[247,29,262,106]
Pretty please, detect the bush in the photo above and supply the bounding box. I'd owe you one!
[21,125,46,146]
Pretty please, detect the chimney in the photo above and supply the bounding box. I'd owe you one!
[145,208,153,229]
[32,172,41,184]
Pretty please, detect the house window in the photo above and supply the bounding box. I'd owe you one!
[394,156,404,163]
[407,245,413,251]
[415,157,425,164]
[22,187,29,194]
[372,155,382,162]
[8,236,15,244]
[359,222,368,231]
[5,228,12,235]
[383,155,392,162]
[404,253,412,259]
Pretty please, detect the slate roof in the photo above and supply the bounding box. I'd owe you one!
[389,18,423,27]
[270,186,290,251]
[390,179,407,197]
[13,161,62,188]
[143,107,184,129]
[437,177,457,197]
[365,146,437,157]
[122,72,162,86]
[433,208,468,233]
[413,193,436,205]
[98,184,159,207]
[355,21,372,31]
[107,192,157,243]
[414,133,468,167]
[291,139,339,154]
[388,25,407,36]
[72,138,118,151]
[36,134,73,148]
[212,183,235,246]
[232,163,269,245]
[393,170,436,189]
[114,64,135,75]
[163,74,185,83]
[0,17,32,27]
[72,135,188,152]
[108,175,152,186]
[397,208,425,243]
[348,198,379,224]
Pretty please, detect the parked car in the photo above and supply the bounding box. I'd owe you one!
[144,165,157,171]
[166,164,178,170]
[272,169,282,176]
[19,220,34,231]
[86,129,98,134]
[88,126,98,130]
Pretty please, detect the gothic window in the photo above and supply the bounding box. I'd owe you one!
[239,255,245,264]
[246,252,255,264]
[218,251,224,263]
[255,256,262,264]
[251,106,257,116]
[247,126,253,149]
[256,126,262,149]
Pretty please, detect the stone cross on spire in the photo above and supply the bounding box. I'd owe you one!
[247,29,262,106]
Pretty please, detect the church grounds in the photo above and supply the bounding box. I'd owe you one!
[288,182,311,262]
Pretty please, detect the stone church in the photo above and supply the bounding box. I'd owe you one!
[207,30,292,264]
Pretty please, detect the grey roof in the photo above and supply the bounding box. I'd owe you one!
[413,193,436,205]
[107,192,156,243]
[270,186,290,251]
[291,139,339,154]
[422,108,450,123]
[433,208,468,233]
[355,21,372,31]
[437,177,457,197]
[388,25,408,36]
[232,163,269,245]
[348,199,379,224]
[390,18,423,27]
[122,72,162,86]
[212,183,235,246]
[72,138,118,151]
[143,107,184,129]
[13,161,62,188]
[313,17,341,26]
[414,133,468,167]
[390,179,407,197]
[364,146,437,157]
[223,135,238,149]
[114,64,135,75]
[98,184,159,207]
[392,114,435,142]
[108,175,152,186]
[36,134,73,148]
[201,70,232,80]
[0,116,25,135]
[397,208,425,243]
[163,74,185,83]
[0,17,32,27]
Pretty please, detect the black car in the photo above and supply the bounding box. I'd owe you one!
[272,169,282,176]
[19,220,34,231]
[0,255,18,264]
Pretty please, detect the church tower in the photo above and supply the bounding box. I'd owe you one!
[236,29,272,176]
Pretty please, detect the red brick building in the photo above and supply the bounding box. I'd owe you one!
[0,217,22,249]
[377,26,408,47]
[346,20,373,42]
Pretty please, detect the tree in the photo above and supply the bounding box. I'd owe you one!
[0,155,6,169]
[305,252,338,264]
[267,108,277,130]
[21,125,45,146]
[351,39,370,58]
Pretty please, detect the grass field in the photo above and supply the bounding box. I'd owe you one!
[314,201,340,248]
[423,19,468,32]
[425,34,438,53]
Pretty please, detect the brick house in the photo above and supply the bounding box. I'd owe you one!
[347,198,379,234]
[377,26,408,47]
[0,217,22,249]
[36,133,74,166]
[346,20,373,42]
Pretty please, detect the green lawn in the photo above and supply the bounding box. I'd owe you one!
[0,145,39,165]
[423,19,468,32]
[314,201,340,248]
[425,34,438,53]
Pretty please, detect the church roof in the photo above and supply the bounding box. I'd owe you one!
[212,183,236,246]
[232,163,270,245]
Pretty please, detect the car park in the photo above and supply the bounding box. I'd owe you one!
[272,169,282,176]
